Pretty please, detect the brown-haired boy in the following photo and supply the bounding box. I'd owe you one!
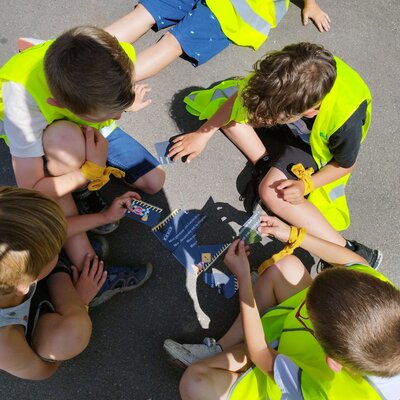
[0,186,105,379]
[169,42,381,269]
[0,26,163,286]
[165,216,400,399]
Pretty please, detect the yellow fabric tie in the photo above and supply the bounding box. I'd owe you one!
[258,226,307,274]
[80,161,125,191]
[291,163,315,196]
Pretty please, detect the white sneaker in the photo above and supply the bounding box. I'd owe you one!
[163,337,222,368]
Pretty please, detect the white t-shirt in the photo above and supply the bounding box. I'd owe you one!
[273,354,400,400]
[2,81,48,157]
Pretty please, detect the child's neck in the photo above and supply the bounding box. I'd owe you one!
[0,292,27,309]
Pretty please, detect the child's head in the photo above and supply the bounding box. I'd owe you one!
[307,268,400,377]
[0,187,67,295]
[44,26,135,120]
[242,42,337,127]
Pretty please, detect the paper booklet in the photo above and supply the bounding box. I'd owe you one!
[125,199,163,228]
[152,209,230,276]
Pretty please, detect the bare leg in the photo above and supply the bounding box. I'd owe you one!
[218,255,312,350]
[221,122,267,165]
[43,121,95,270]
[32,273,92,361]
[180,344,248,400]
[135,32,183,81]
[259,167,346,246]
[58,194,95,271]
[105,4,156,43]
[43,120,86,176]
[127,165,166,194]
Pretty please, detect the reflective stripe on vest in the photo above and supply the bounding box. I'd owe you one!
[206,0,289,50]
[0,40,136,138]
[228,265,393,400]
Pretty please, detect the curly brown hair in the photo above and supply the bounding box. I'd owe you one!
[241,42,337,127]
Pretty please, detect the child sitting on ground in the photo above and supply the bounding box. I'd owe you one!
[165,216,400,399]
[168,42,381,269]
[105,0,331,81]
[0,186,105,379]
[0,26,162,291]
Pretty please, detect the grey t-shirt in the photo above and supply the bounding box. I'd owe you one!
[274,354,400,399]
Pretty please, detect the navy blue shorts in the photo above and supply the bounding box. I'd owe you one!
[257,125,318,179]
[106,127,160,184]
[139,0,231,66]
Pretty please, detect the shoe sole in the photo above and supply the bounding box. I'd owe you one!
[90,262,153,307]
[90,220,120,235]
[372,250,383,270]
[163,340,191,369]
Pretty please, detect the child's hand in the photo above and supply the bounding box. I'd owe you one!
[302,2,331,32]
[276,179,306,204]
[258,215,291,243]
[71,255,107,305]
[224,239,251,280]
[103,191,141,223]
[168,131,210,162]
[83,126,108,167]
[126,84,152,112]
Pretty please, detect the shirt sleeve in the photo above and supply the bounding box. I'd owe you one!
[327,101,368,168]
[273,354,304,400]
[2,81,48,157]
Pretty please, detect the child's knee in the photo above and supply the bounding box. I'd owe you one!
[52,313,92,360]
[259,176,281,211]
[43,121,86,172]
[180,364,209,399]
[133,166,165,194]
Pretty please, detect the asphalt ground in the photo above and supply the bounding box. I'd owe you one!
[0,0,399,398]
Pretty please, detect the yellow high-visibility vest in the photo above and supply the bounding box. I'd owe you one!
[228,264,391,400]
[0,40,136,144]
[206,0,290,50]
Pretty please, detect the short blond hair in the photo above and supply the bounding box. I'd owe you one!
[44,26,135,115]
[0,187,67,294]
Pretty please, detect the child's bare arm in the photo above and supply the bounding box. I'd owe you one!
[224,240,278,377]
[12,156,88,198]
[66,191,140,237]
[0,330,59,380]
[258,215,366,266]
[168,93,238,162]
[302,0,331,32]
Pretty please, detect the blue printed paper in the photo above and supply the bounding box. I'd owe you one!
[154,141,174,165]
[125,199,162,228]
[152,209,229,276]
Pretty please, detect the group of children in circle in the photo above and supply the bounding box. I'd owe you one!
[0,0,399,398]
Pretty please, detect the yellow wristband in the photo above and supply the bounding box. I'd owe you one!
[80,161,125,191]
[291,163,315,196]
[258,226,307,274]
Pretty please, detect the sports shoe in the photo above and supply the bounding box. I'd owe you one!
[348,240,383,270]
[89,235,110,260]
[163,337,222,368]
[89,262,153,307]
[72,187,119,235]
[317,240,383,272]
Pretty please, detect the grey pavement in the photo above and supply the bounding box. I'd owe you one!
[0,0,399,399]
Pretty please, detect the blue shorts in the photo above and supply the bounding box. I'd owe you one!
[140,0,231,66]
[106,127,160,184]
